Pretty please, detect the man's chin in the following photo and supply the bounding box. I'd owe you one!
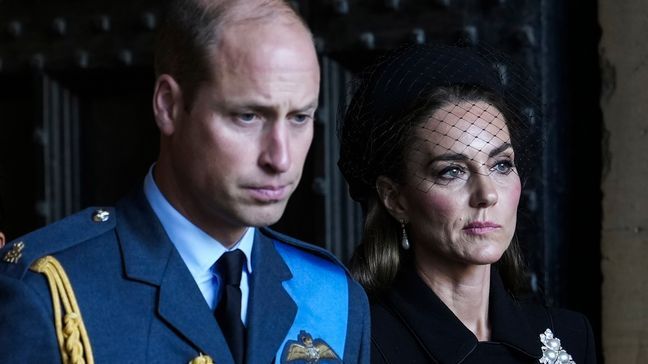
[239,203,289,227]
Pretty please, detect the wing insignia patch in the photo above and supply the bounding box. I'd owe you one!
[281,330,341,363]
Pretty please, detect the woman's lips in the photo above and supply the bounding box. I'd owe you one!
[462,221,502,235]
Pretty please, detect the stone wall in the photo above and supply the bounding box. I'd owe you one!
[599,1,648,362]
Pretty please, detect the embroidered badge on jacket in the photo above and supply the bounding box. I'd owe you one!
[2,241,25,264]
[539,328,575,364]
[281,330,341,363]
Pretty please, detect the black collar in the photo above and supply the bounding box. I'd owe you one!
[381,266,543,363]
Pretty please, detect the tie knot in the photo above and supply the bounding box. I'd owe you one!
[216,249,245,286]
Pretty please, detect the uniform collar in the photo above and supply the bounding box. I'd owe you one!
[382,265,542,363]
[115,189,235,358]
[143,165,254,280]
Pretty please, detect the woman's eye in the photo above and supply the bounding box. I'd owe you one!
[491,160,515,174]
[438,165,465,179]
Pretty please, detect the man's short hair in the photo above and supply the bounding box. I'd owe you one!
[154,0,309,109]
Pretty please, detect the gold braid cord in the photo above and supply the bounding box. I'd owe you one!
[30,256,94,364]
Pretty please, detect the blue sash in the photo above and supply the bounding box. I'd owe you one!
[273,241,349,363]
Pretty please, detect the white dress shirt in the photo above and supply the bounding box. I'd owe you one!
[143,166,254,324]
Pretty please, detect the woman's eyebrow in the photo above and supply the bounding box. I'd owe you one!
[428,152,468,163]
[427,142,512,163]
[488,142,513,158]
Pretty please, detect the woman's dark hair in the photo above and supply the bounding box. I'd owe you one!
[338,44,532,296]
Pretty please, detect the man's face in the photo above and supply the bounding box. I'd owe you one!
[164,20,320,244]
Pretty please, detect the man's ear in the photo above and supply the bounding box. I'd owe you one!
[376,176,409,222]
[153,74,185,136]
[0,231,5,248]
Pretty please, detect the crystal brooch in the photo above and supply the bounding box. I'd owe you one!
[539,329,575,364]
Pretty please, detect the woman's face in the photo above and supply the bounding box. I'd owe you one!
[397,100,521,267]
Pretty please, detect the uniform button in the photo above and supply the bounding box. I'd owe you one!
[92,209,110,222]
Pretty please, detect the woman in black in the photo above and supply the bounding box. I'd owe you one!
[338,45,596,363]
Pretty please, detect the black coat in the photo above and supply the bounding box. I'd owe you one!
[370,267,596,363]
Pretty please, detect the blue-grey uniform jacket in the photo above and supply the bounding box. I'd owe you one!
[0,191,370,363]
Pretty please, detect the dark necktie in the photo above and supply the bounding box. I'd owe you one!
[214,249,246,364]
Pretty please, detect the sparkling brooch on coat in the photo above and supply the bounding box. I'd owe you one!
[539,328,575,363]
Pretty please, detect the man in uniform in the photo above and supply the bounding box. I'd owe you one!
[0,0,370,363]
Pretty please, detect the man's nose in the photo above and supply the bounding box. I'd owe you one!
[259,121,291,174]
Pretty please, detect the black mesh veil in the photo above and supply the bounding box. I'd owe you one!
[338,43,539,208]
[337,43,540,295]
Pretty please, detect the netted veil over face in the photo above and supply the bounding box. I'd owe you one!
[337,44,538,208]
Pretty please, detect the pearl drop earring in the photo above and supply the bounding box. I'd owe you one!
[400,220,410,250]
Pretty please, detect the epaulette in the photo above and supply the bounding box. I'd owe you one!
[258,227,351,275]
[0,207,116,279]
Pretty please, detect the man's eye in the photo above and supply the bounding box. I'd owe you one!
[238,113,257,123]
[293,114,311,123]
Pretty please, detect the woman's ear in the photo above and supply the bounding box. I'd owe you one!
[376,176,408,222]
[0,231,5,248]
[153,74,185,136]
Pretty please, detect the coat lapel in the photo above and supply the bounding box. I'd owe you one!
[488,271,543,359]
[157,250,234,363]
[386,265,543,363]
[386,266,477,363]
[245,229,296,364]
[115,190,232,362]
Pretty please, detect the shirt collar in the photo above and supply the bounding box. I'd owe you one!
[143,165,254,280]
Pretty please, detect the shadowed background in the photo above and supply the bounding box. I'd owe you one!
[1,1,635,362]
